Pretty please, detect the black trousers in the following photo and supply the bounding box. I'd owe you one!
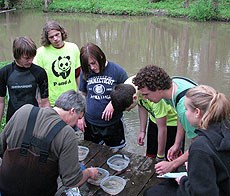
[146,120,178,158]
[144,179,178,196]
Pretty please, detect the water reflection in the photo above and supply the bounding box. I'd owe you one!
[0,10,229,154]
[1,10,229,95]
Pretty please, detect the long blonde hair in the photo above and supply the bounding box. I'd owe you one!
[186,85,230,129]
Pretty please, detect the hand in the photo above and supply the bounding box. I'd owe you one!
[175,174,186,185]
[154,161,174,175]
[87,167,98,180]
[77,118,86,132]
[137,131,145,146]
[167,144,181,161]
[101,101,114,121]
[185,161,188,170]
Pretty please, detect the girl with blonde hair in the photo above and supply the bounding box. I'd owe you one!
[144,85,230,196]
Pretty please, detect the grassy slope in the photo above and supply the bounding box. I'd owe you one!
[47,0,230,21]
[2,0,230,20]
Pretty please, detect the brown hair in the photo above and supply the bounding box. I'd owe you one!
[13,36,37,60]
[186,85,230,129]
[110,84,136,114]
[133,65,172,91]
[41,21,67,47]
[80,43,106,79]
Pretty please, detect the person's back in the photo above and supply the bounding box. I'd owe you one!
[0,90,98,195]
[0,104,75,195]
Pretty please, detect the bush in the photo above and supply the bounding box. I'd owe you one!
[0,115,6,133]
[189,0,219,21]
[0,0,4,8]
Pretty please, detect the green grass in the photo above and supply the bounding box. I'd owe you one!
[0,115,6,133]
[0,62,8,132]
[46,0,229,21]
[0,62,9,68]
[2,0,229,21]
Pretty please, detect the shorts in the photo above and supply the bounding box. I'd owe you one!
[84,119,126,149]
[146,119,178,158]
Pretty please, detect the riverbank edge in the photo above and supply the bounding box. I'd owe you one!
[0,0,230,22]
[1,7,229,23]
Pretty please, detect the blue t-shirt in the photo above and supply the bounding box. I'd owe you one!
[79,61,128,126]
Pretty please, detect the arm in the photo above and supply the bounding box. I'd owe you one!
[40,98,51,107]
[77,91,87,131]
[155,150,189,175]
[101,101,114,121]
[137,104,148,146]
[178,150,218,195]
[0,97,5,124]
[37,68,50,107]
[167,119,185,161]
[74,167,98,187]
[59,132,98,188]
[75,67,81,88]
[155,116,167,157]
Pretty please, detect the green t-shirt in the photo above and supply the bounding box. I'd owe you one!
[138,95,177,126]
[165,77,197,139]
[33,42,80,106]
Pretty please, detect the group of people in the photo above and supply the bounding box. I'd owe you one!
[0,20,128,195]
[0,20,229,196]
[111,65,230,195]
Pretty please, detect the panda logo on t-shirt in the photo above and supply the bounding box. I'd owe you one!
[52,56,71,79]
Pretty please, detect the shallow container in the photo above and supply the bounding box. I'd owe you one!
[87,167,110,186]
[107,154,130,171]
[100,175,126,195]
[78,146,89,161]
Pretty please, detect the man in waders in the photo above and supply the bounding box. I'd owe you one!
[0,90,98,195]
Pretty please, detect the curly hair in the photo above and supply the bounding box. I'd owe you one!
[41,21,67,47]
[133,65,172,91]
[186,85,230,129]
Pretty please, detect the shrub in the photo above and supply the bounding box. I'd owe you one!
[189,0,219,21]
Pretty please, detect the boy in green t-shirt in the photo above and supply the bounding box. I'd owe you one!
[110,76,179,162]
[133,64,197,176]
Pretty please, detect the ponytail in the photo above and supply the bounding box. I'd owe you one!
[186,85,230,129]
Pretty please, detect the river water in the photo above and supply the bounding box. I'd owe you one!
[0,10,229,155]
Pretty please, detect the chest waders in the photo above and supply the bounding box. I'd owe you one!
[0,107,67,196]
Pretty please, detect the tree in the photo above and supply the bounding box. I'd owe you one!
[184,0,189,8]
[43,0,53,12]
[212,0,219,13]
